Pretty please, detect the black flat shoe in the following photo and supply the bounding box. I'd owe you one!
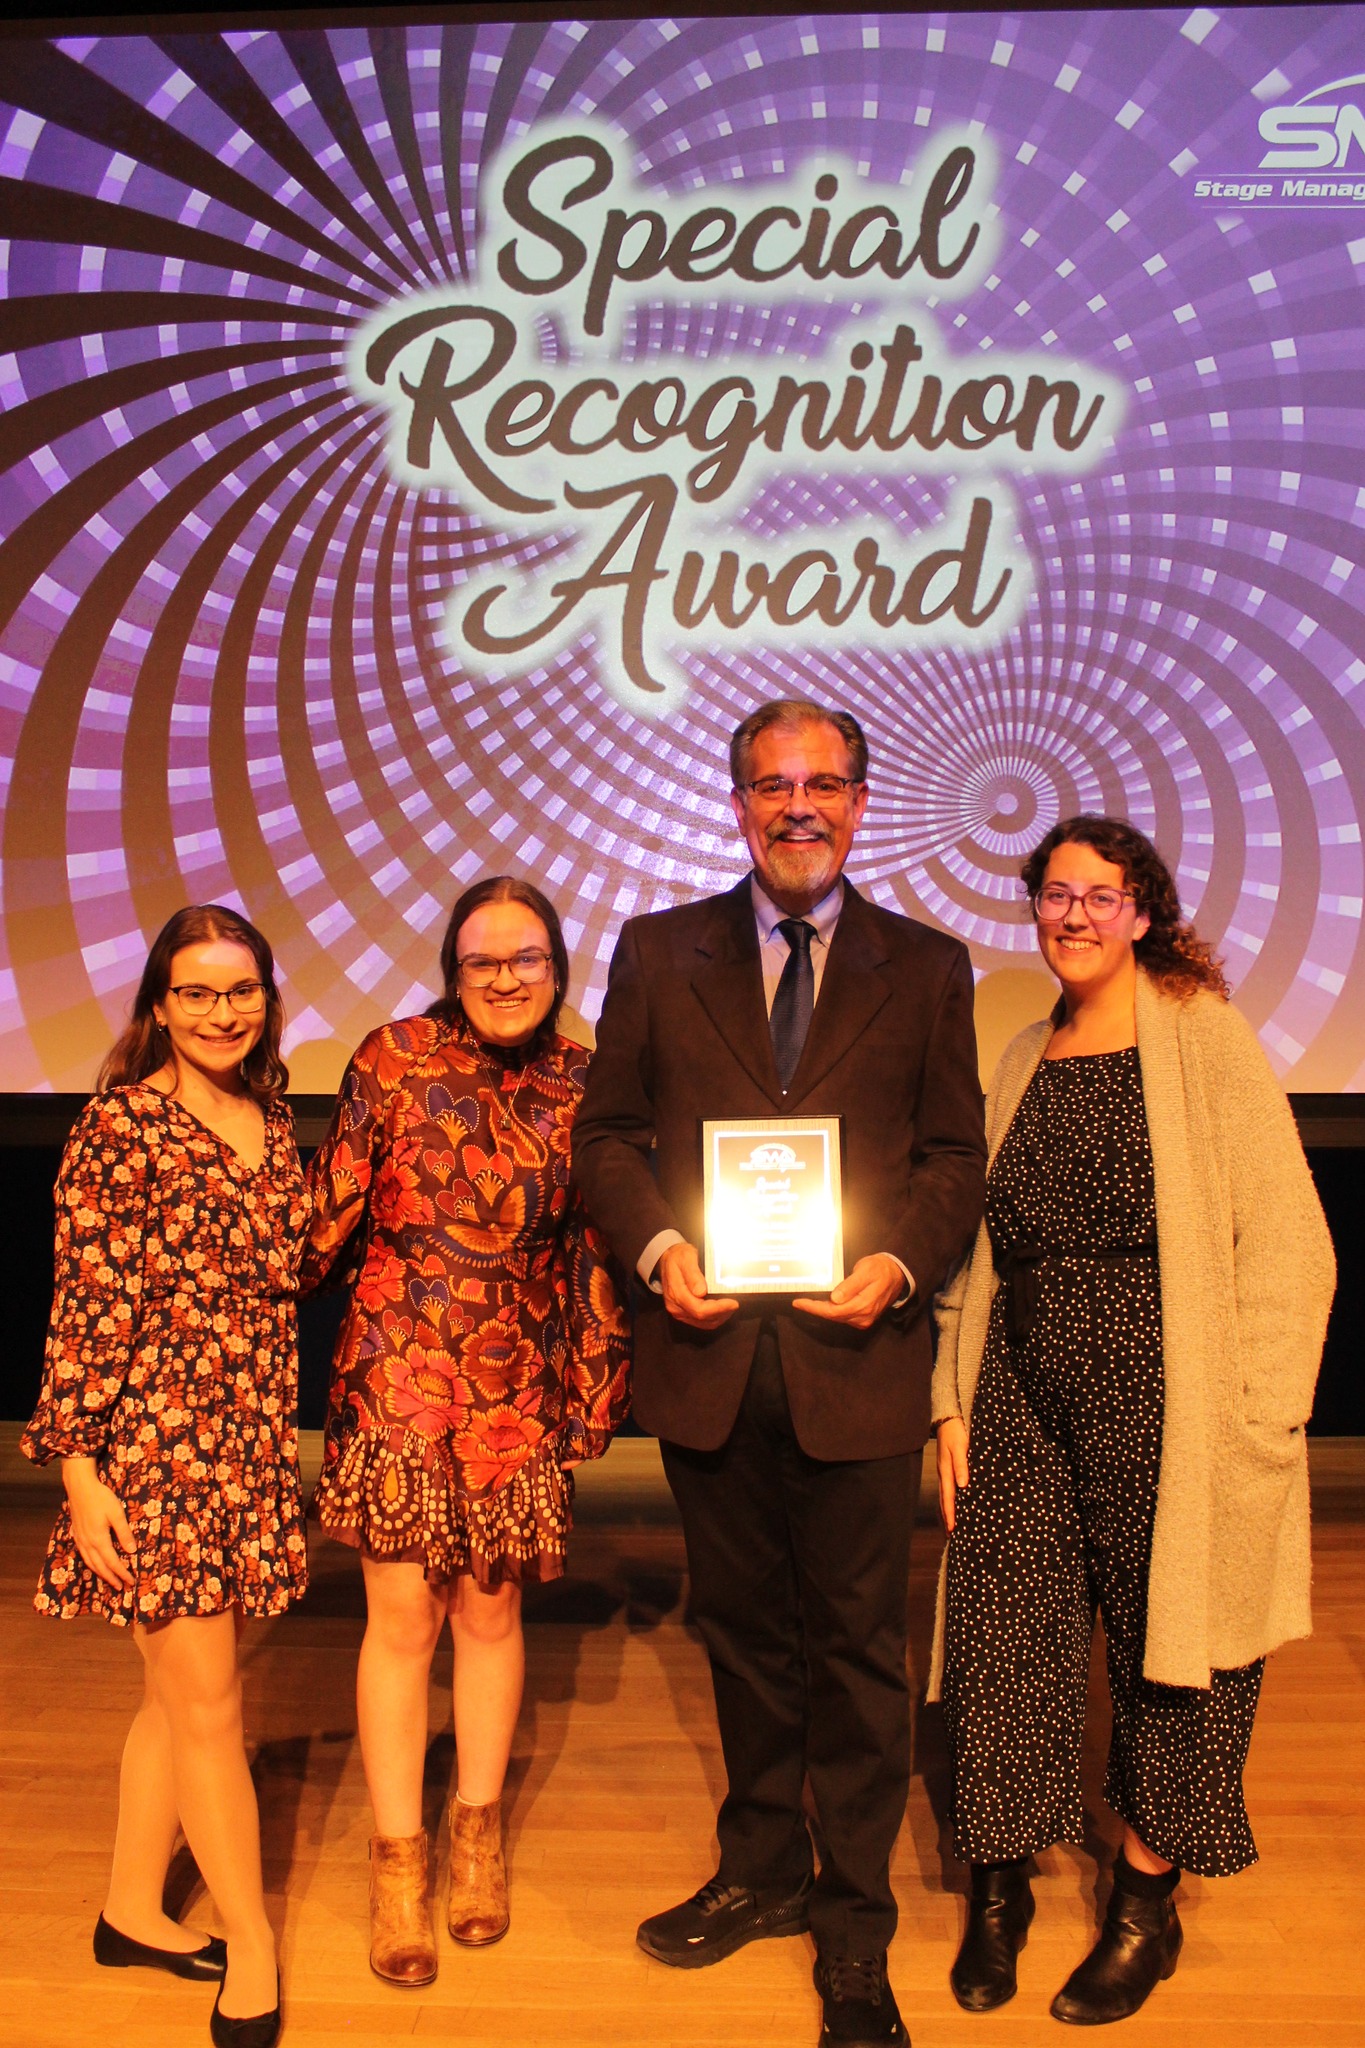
[636,1871,813,1967]
[210,1973,280,2048]
[950,1859,1034,2012]
[93,1913,228,1982]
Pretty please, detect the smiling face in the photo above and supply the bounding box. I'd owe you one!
[454,900,557,1048]
[730,718,869,914]
[1034,840,1151,999]
[152,938,267,1092]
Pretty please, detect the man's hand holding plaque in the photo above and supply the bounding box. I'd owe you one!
[656,1241,739,1329]
[793,1253,907,1329]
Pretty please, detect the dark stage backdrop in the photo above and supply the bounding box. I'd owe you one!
[0,1104,1360,1434]
[2,8,1365,1096]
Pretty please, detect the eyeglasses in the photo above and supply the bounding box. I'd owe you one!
[167,982,269,1016]
[737,775,864,806]
[1034,885,1135,925]
[457,950,555,989]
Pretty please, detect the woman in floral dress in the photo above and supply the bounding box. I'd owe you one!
[23,904,307,2048]
[303,875,630,1986]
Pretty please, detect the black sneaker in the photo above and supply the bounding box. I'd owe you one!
[636,1872,813,1968]
[814,1952,908,2045]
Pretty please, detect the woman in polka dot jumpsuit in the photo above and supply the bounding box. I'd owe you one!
[932,817,1334,2026]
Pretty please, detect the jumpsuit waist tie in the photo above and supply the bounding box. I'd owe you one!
[995,1240,1158,1348]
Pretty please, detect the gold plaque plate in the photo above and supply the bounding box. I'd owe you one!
[702,1115,844,1295]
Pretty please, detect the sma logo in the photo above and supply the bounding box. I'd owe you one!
[1258,75,1365,169]
[747,1143,799,1172]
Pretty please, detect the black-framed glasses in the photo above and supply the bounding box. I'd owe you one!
[1034,885,1135,925]
[457,949,555,989]
[737,774,864,806]
[167,982,269,1016]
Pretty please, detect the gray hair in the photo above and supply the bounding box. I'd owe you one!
[729,699,869,787]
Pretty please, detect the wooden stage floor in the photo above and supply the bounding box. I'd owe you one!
[3,1427,1362,2048]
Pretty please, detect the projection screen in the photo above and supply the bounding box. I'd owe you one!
[2,6,1364,1091]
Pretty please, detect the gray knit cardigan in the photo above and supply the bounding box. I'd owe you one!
[928,972,1336,1696]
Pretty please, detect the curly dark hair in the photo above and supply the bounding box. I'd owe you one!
[1021,816,1230,1001]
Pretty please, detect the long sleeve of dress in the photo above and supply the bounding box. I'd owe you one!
[556,1191,632,1463]
[300,1041,388,1295]
[22,1097,152,1465]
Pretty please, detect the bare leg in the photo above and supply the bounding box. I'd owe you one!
[1122,1823,1174,1875]
[102,1670,209,1951]
[136,1611,277,2019]
[448,1577,523,1805]
[357,1559,448,1837]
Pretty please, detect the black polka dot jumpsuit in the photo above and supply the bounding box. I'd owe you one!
[942,1048,1263,1878]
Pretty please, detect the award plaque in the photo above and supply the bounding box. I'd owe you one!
[702,1115,844,1295]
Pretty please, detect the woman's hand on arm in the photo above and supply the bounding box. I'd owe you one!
[62,1458,135,1589]
[935,1416,969,1533]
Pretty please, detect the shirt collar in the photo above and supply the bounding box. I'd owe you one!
[750,873,845,948]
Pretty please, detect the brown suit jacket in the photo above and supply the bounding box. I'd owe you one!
[572,877,987,1459]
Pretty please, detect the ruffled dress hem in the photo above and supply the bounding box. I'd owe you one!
[33,1501,309,1629]
[34,1580,309,1629]
[310,1428,573,1587]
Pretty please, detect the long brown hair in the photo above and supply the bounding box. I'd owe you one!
[428,876,570,1045]
[1021,816,1230,1001]
[98,905,289,1099]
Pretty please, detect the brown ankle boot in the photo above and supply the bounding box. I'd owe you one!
[369,1832,437,1985]
[446,1796,509,1945]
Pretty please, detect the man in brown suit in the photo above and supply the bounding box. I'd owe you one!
[573,700,985,2047]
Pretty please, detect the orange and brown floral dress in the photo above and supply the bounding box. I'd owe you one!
[303,1014,631,1584]
[22,1087,310,1626]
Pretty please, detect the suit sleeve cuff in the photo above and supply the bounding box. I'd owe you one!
[638,1227,685,1291]
[885,1255,916,1308]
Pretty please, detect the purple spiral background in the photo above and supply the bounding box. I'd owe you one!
[1,8,1363,1089]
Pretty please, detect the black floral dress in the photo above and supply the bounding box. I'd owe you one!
[22,1085,310,1627]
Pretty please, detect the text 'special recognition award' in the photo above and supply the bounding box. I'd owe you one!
[702,1116,844,1295]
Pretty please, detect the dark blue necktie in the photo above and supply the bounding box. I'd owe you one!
[770,918,815,1093]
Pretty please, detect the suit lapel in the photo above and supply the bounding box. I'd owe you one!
[690,879,785,1104]
[785,884,890,1103]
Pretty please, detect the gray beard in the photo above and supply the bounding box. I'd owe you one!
[764,834,838,899]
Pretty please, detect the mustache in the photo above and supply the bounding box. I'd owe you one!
[765,817,835,848]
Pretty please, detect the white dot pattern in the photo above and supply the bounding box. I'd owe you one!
[943,1049,1262,1879]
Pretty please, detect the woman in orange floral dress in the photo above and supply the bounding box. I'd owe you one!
[23,904,307,2048]
[303,876,630,1986]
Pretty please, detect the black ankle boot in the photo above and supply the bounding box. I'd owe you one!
[950,1859,1034,2012]
[1050,1852,1181,2025]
